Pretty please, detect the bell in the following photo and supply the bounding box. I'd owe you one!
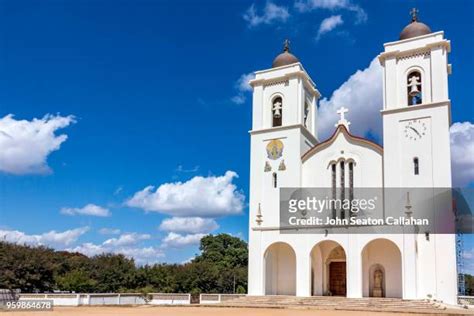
[409,84,420,97]
[272,101,282,119]
[408,75,421,97]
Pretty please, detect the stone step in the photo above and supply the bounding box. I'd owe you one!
[218,296,445,312]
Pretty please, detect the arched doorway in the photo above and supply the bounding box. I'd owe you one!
[264,242,296,295]
[310,240,347,296]
[362,238,402,298]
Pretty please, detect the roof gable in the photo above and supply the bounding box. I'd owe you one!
[301,125,383,162]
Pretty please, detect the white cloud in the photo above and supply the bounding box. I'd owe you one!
[231,72,255,105]
[102,232,151,247]
[113,186,123,196]
[69,232,162,264]
[181,256,195,264]
[462,249,474,260]
[115,246,165,264]
[317,15,343,40]
[318,57,383,140]
[450,122,474,186]
[243,2,290,27]
[0,227,89,247]
[162,232,205,248]
[0,114,75,175]
[235,73,255,93]
[68,242,105,256]
[61,204,111,217]
[231,94,247,105]
[126,171,245,217]
[318,57,474,187]
[176,165,200,173]
[159,217,219,234]
[98,228,121,235]
[68,242,164,265]
[1,226,162,265]
[295,0,367,23]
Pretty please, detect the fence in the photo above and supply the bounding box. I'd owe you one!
[199,294,246,304]
[0,289,19,305]
[18,293,191,306]
[458,296,474,306]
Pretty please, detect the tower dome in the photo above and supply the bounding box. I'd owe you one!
[399,8,432,40]
[272,40,299,68]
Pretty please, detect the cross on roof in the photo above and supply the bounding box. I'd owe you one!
[283,39,290,52]
[335,106,351,130]
[410,8,419,22]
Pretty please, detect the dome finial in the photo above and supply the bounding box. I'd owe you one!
[399,8,431,40]
[410,7,419,22]
[272,39,299,68]
[283,39,290,52]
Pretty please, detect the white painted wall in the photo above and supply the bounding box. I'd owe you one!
[302,127,383,188]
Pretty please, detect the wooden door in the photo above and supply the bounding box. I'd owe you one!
[329,262,346,296]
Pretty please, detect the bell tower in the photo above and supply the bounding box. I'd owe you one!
[379,9,457,305]
[379,9,452,188]
[247,41,320,296]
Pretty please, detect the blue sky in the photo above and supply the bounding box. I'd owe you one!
[0,0,473,268]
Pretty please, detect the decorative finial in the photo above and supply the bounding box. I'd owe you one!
[335,106,351,130]
[256,203,263,226]
[283,39,290,52]
[405,192,413,218]
[410,8,419,22]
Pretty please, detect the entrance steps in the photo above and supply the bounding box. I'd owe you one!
[216,295,467,314]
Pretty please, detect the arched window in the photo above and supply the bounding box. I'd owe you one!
[349,162,355,218]
[407,71,422,106]
[340,161,345,219]
[272,97,283,127]
[340,161,345,189]
[272,172,278,188]
[413,157,419,175]
[331,163,336,219]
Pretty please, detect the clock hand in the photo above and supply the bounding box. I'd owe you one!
[409,126,421,137]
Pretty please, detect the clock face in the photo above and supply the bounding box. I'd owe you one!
[403,119,427,141]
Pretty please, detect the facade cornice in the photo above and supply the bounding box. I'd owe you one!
[381,100,451,115]
[383,31,444,47]
[381,100,452,126]
[378,38,450,64]
[250,63,320,98]
[249,124,319,144]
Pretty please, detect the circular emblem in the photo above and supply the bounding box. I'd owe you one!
[266,139,284,160]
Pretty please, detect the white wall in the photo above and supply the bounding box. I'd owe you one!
[19,293,191,306]
[302,127,383,188]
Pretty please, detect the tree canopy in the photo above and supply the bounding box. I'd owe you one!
[0,233,248,294]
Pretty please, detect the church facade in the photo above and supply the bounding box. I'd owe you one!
[247,12,458,305]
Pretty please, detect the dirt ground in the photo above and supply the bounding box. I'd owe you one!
[1,306,471,316]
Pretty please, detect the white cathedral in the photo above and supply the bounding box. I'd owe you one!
[247,11,458,304]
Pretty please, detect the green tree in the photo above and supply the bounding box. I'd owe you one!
[193,234,248,293]
[0,242,56,292]
[56,269,97,292]
[0,233,249,294]
[90,254,137,292]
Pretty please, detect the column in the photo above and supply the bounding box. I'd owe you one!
[346,237,362,298]
[402,233,417,299]
[247,231,264,295]
[296,247,311,297]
